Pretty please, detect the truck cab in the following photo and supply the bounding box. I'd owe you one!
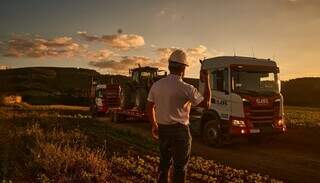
[198,56,286,146]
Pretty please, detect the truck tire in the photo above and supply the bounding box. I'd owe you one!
[135,88,148,111]
[120,84,134,109]
[202,120,223,147]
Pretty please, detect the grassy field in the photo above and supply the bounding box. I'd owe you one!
[285,106,320,128]
[0,106,284,183]
[0,104,319,182]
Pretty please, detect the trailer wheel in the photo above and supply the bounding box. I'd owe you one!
[120,84,134,109]
[202,120,223,147]
[90,106,96,118]
[135,88,148,111]
[111,112,125,123]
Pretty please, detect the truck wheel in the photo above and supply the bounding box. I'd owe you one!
[120,84,134,109]
[135,88,148,111]
[202,120,223,147]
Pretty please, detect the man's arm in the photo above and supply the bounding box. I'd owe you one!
[147,101,158,139]
[197,70,211,109]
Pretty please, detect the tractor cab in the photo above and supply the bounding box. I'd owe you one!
[130,66,167,84]
[118,66,167,111]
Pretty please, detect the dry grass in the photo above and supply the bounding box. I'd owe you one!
[0,122,110,182]
[0,105,296,182]
[285,106,320,127]
[33,143,109,182]
[26,104,89,111]
[0,102,89,111]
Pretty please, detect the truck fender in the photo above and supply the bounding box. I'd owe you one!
[200,110,221,134]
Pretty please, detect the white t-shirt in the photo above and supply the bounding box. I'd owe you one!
[147,74,204,126]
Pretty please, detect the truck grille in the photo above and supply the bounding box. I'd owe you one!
[249,108,275,125]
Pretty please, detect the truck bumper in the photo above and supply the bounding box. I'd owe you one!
[229,125,286,137]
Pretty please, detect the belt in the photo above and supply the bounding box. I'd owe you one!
[158,123,188,129]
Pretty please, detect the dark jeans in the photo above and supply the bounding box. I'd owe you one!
[157,123,192,183]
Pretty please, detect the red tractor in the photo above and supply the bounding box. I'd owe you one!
[90,66,166,121]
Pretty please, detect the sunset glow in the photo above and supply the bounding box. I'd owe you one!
[1,0,320,80]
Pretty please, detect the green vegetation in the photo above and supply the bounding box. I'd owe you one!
[285,106,320,128]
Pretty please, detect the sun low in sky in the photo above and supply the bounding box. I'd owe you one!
[0,0,319,80]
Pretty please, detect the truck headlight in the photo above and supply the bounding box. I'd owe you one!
[232,119,246,127]
[277,119,285,126]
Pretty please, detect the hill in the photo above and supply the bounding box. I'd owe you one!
[0,67,319,107]
[0,67,128,105]
[281,77,320,107]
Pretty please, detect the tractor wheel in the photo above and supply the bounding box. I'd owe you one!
[202,120,223,147]
[120,84,134,109]
[90,104,96,117]
[135,88,148,111]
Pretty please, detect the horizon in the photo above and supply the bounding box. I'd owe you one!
[1,0,320,80]
[2,65,319,82]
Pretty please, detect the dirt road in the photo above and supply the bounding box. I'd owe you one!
[98,117,320,183]
[191,129,320,183]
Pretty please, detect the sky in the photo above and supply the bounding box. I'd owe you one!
[0,0,320,80]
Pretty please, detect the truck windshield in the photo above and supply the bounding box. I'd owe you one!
[231,70,280,95]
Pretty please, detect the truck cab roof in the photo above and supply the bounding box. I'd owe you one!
[202,56,278,69]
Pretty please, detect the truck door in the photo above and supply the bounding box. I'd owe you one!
[211,68,231,120]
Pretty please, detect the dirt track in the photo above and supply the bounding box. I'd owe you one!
[98,117,320,183]
[191,128,320,183]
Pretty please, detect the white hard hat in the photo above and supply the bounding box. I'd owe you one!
[168,49,188,66]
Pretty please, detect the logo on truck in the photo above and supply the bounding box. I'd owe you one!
[256,98,269,105]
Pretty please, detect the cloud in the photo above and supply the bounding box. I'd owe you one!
[86,49,114,61]
[156,7,183,22]
[154,45,210,67]
[1,35,85,58]
[101,34,145,50]
[157,10,166,16]
[77,31,100,42]
[78,31,145,50]
[186,45,207,57]
[88,56,153,74]
[88,44,221,76]
[186,45,209,66]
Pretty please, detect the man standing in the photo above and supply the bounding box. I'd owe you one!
[147,50,211,183]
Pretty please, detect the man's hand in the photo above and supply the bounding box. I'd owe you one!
[200,69,209,83]
[198,69,211,109]
[147,101,159,140]
[151,124,159,140]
